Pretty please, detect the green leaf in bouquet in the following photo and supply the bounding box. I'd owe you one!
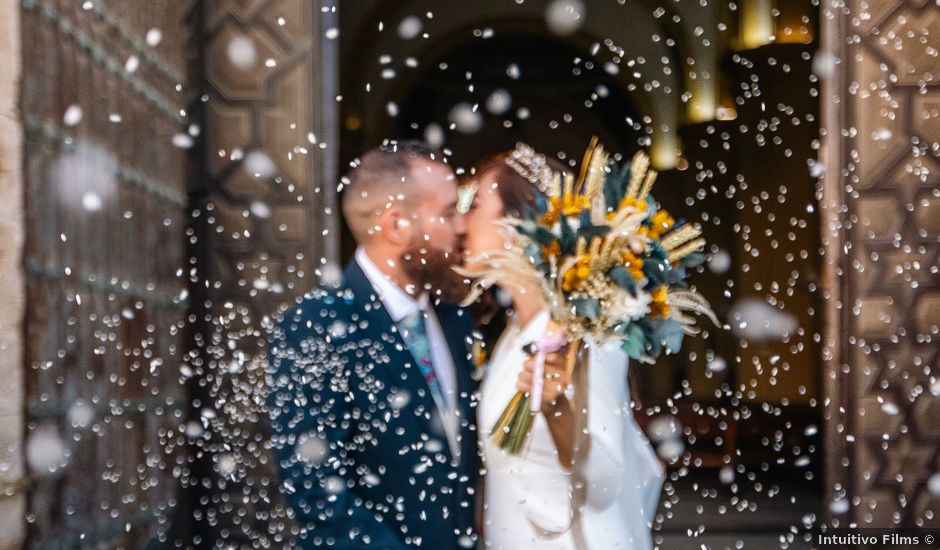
[643,257,670,286]
[608,266,638,296]
[665,265,690,287]
[642,242,671,285]
[571,297,600,320]
[604,161,630,213]
[577,221,611,243]
[681,252,706,268]
[533,193,549,216]
[644,195,658,215]
[620,323,647,360]
[558,214,576,254]
[647,241,668,261]
[662,319,685,354]
[646,337,663,357]
[524,242,548,272]
[516,221,557,251]
[532,226,558,247]
[579,208,592,227]
[649,318,685,355]
[512,219,537,239]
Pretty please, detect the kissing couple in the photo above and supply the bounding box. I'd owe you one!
[267,140,664,549]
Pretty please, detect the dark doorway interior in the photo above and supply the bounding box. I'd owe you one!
[334,7,825,547]
[394,33,643,167]
[339,30,646,260]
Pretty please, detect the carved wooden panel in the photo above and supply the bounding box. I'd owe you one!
[19,0,194,546]
[820,0,940,529]
[193,0,338,544]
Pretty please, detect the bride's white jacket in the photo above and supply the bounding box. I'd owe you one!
[479,311,663,549]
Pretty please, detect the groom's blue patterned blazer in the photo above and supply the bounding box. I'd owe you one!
[267,260,480,549]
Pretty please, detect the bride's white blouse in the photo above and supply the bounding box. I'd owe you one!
[479,311,663,549]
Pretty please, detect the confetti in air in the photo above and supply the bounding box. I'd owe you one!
[8,0,938,548]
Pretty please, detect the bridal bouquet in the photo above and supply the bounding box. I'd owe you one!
[458,138,718,454]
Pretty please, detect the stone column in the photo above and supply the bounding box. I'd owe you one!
[0,0,24,547]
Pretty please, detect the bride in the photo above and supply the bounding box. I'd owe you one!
[461,144,664,549]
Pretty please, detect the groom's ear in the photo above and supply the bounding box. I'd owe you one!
[377,206,414,246]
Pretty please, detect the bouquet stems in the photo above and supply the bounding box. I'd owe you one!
[490,340,582,454]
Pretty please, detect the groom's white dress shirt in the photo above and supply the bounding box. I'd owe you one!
[355,248,459,452]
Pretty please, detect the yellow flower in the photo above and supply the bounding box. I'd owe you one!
[540,209,560,226]
[650,286,670,318]
[647,210,675,239]
[543,240,561,261]
[562,254,592,293]
[623,196,649,210]
[542,194,591,225]
[608,196,649,220]
[621,251,645,280]
[562,194,591,216]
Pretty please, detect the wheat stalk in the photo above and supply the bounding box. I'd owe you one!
[625,151,650,199]
[667,289,720,328]
[660,224,701,252]
[667,239,705,264]
[637,170,658,202]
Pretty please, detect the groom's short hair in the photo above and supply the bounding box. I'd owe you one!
[341,140,447,242]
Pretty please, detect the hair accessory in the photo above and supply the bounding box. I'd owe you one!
[505,142,555,194]
[457,182,478,214]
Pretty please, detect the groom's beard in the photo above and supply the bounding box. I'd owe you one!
[400,245,469,303]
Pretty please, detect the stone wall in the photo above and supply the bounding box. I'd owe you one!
[0,0,25,547]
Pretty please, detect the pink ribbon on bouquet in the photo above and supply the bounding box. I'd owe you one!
[529,332,567,413]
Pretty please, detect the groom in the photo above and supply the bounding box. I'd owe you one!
[267,141,479,549]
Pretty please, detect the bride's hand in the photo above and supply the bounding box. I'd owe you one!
[517,350,571,409]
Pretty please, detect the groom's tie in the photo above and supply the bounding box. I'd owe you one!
[398,309,459,460]
[398,310,447,410]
